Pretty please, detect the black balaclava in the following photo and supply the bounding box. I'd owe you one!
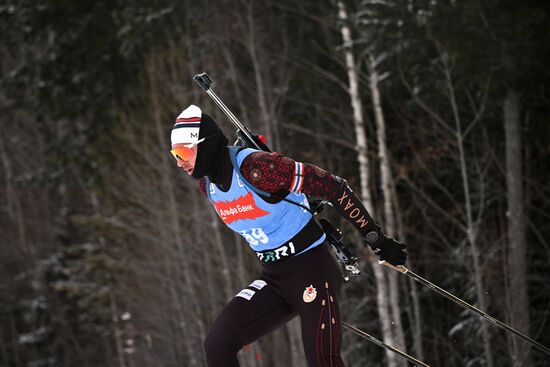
[191,113,231,185]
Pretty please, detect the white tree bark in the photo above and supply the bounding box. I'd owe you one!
[338,1,373,211]
[368,56,407,366]
[338,3,397,366]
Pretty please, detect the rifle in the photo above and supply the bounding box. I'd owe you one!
[193,73,270,151]
[193,72,325,214]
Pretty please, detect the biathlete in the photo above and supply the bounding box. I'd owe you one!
[170,105,407,366]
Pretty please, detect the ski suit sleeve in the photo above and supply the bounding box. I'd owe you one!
[240,152,382,244]
[241,151,407,265]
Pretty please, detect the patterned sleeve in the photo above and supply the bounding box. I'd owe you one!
[239,151,341,201]
[240,151,381,239]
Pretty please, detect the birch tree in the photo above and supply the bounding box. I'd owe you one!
[367,55,407,366]
[338,3,400,367]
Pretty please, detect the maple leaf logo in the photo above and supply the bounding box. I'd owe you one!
[212,192,270,224]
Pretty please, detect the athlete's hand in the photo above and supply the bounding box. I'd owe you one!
[371,237,407,266]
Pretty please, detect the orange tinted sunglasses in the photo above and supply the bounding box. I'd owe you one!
[170,137,205,161]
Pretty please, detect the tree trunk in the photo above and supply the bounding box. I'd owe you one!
[368,56,407,366]
[0,133,27,251]
[391,171,425,360]
[444,60,494,367]
[338,1,372,209]
[504,88,532,366]
[338,3,396,366]
[245,2,275,149]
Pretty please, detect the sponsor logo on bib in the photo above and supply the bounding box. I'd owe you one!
[212,192,270,224]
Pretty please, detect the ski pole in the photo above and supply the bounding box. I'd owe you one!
[379,261,550,357]
[343,322,431,367]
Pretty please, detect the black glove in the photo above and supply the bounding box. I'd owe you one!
[365,231,407,266]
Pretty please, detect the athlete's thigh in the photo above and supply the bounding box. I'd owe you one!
[208,277,296,347]
[280,254,345,366]
[297,279,344,366]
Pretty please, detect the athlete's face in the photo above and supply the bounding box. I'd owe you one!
[172,143,198,176]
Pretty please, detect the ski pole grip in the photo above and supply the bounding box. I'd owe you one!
[193,73,213,91]
[379,260,408,274]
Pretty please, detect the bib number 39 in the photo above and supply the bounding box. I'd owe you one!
[240,228,269,246]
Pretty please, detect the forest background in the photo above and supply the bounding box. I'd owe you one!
[1,0,549,366]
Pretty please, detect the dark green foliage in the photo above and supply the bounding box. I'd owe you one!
[1,1,549,366]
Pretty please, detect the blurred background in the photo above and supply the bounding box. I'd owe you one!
[1,0,549,366]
